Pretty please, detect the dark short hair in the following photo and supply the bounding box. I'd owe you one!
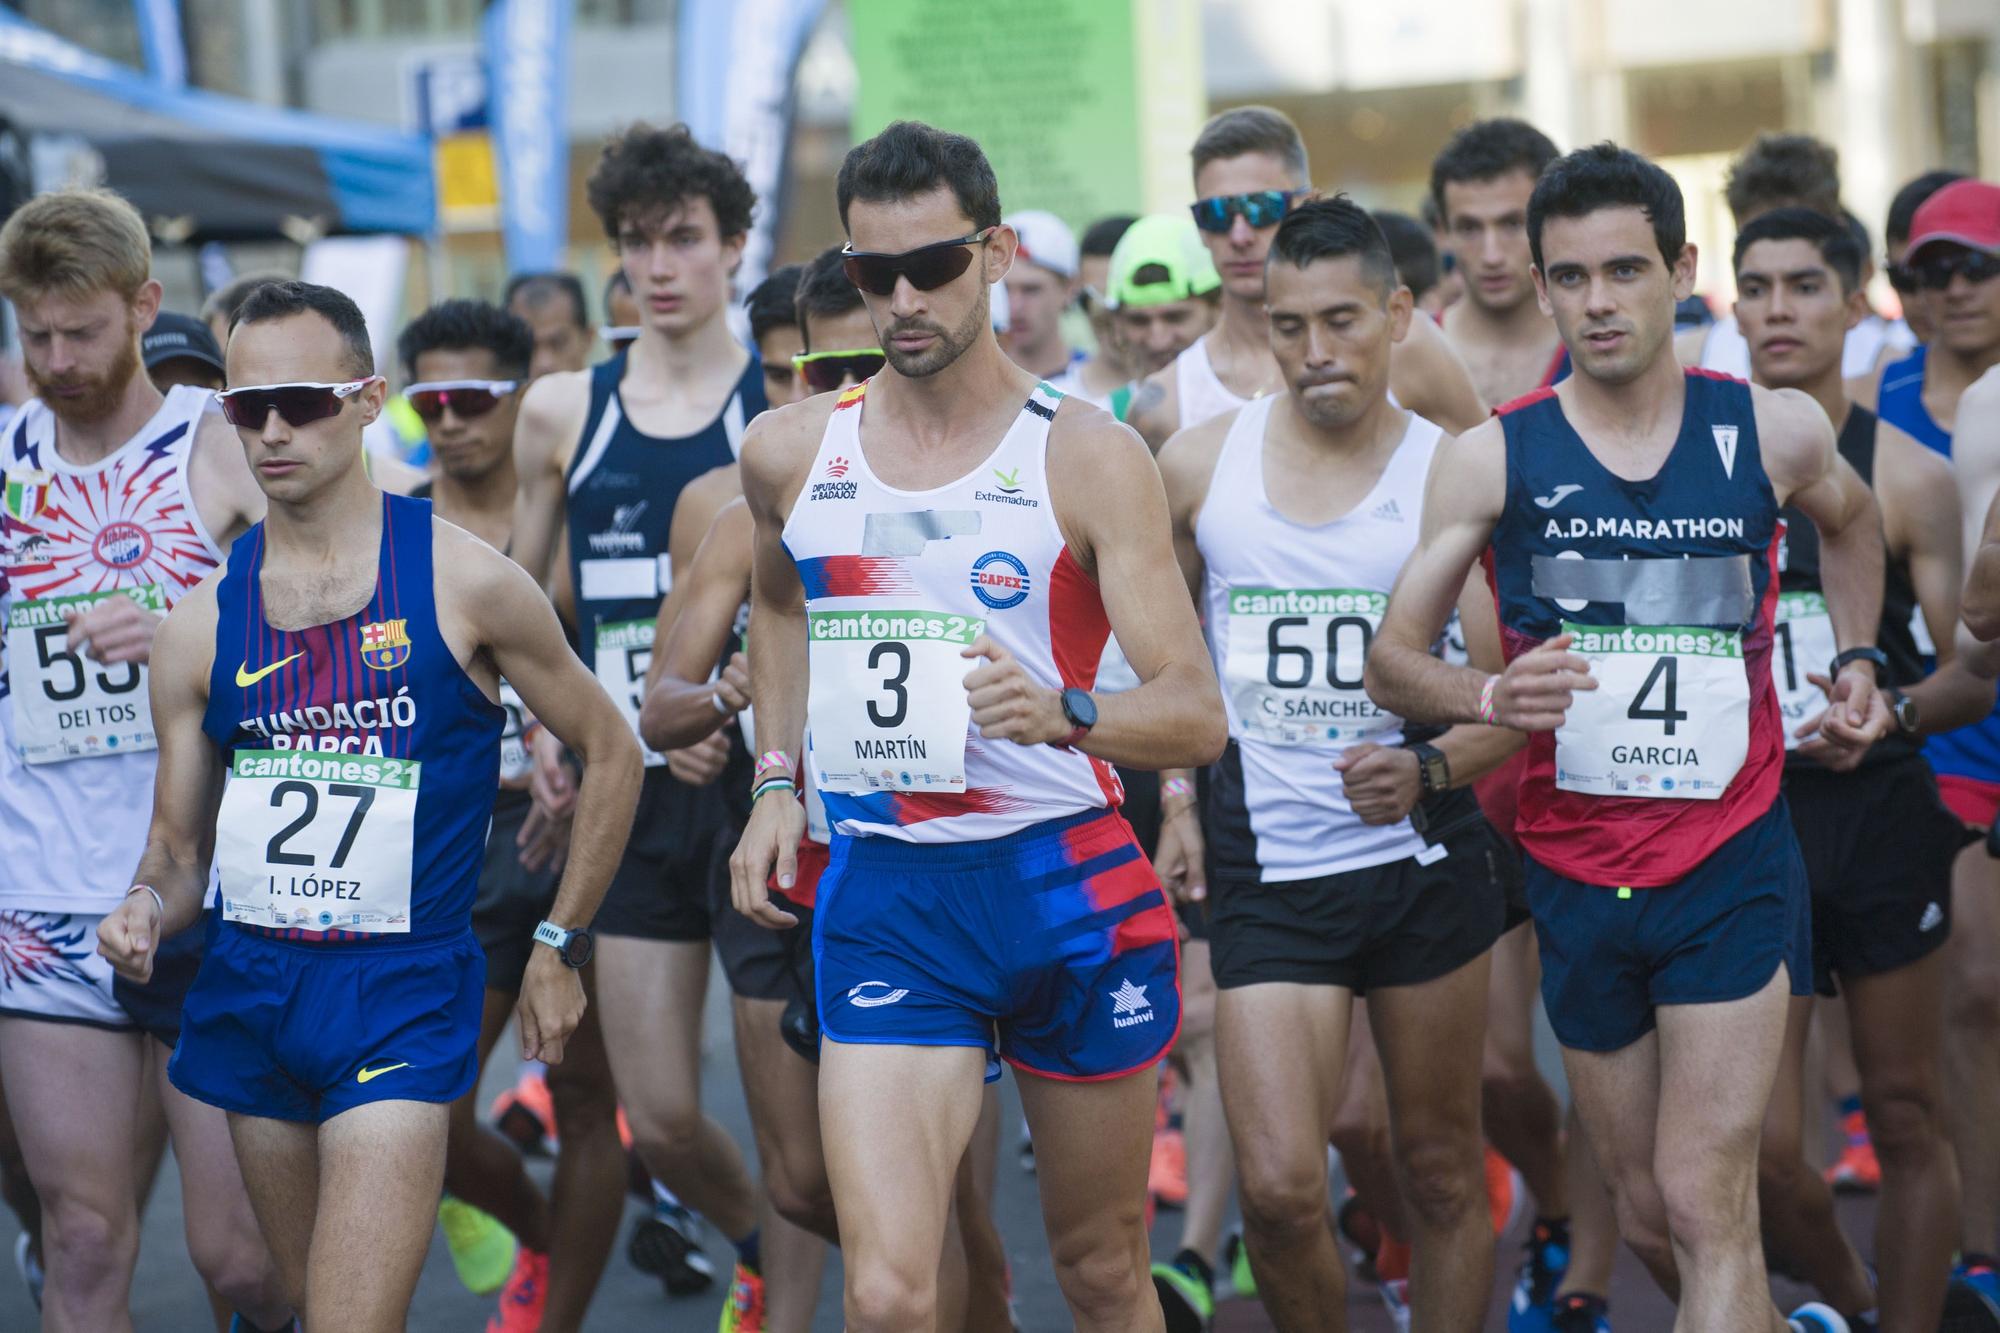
[503,271,588,330]
[1887,170,1967,246]
[795,245,867,351]
[397,299,534,380]
[837,121,1001,234]
[1429,118,1560,221]
[1724,134,1840,224]
[1080,215,1138,260]
[745,264,803,346]
[586,122,756,241]
[231,280,373,378]
[1191,106,1309,186]
[1372,210,1439,299]
[1732,207,1864,294]
[1527,143,1686,272]
[1267,195,1397,299]
[201,270,292,328]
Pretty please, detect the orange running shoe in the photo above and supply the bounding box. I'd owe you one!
[1485,1145,1524,1236]
[485,1247,548,1333]
[720,1262,766,1332]
[1825,1110,1881,1193]
[1375,1234,1412,1285]
[1149,1125,1189,1208]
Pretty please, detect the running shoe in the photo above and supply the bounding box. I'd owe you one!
[1223,1230,1256,1299]
[1786,1302,1849,1333]
[628,1197,716,1296]
[1954,1259,2000,1324]
[1824,1110,1881,1194]
[486,1247,548,1333]
[1487,1145,1526,1236]
[1150,1252,1215,1333]
[227,1320,301,1333]
[1548,1293,1611,1333]
[719,1262,766,1332]
[12,1232,41,1311]
[1509,1219,1573,1332]
[1149,1125,1188,1208]
[1379,1277,1411,1332]
[1374,1234,1411,1286]
[489,1072,556,1158]
[1943,1271,2000,1330]
[438,1196,519,1296]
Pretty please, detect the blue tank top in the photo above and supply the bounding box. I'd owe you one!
[1486,370,1784,886]
[205,494,505,944]
[1877,346,1951,456]
[564,348,765,669]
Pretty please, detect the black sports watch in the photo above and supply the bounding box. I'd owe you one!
[1405,741,1450,795]
[533,921,595,969]
[1054,687,1097,749]
[1887,686,1920,736]
[1828,646,1889,682]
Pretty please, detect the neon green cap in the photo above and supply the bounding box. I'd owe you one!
[1106,213,1221,309]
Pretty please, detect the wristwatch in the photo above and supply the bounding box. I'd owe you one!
[1828,646,1889,682]
[533,920,595,969]
[1405,742,1451,795]
[1054,687,1097,749]
[1887,686,1920,736]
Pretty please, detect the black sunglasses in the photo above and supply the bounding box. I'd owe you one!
[216,378,378,429]
[1887,262,1920,295]
[1910,249,2000,291]
[404,379,519,424]
[792,348,887,394]
[1189,190,1303,234]
[841,228,996,296]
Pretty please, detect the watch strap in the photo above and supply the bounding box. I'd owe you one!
[533,920,570,951]
[1829,646,1889,682]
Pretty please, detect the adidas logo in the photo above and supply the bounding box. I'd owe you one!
[1919,901,1944,932]
[1371,499,1404,522]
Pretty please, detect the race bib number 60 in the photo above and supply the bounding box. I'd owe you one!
[1554,622,1749,800]
[5,585,163,764]
[1223,587,1392,746]
[214,749,419,932]
[807,608,981,793]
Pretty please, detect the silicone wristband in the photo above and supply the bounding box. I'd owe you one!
[1477,674,1499,725]
[1162,777,1194,800]
[752,777,797,803]
[754,750,795,780]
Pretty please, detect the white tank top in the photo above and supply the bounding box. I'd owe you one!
[1174,335,1247,430]
[782,380,1120,842]
[1196,395,1440,881]
[0,386,223,912]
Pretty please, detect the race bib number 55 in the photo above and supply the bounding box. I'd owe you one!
[1223,587,1391,746]
[1554,622,1749,800]
[807,609,981,793]
[595,618,665,768]
[214,750,419,932]
[6,585,163,764]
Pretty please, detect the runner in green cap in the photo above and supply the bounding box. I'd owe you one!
[1103,213,1223,423]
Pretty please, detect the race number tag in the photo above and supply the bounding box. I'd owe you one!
[5,585,163,764]
[1771,592,1838,751]
[497,679,533,784]
[807,609,980,793]
[1554,622,1749,800]
[1222,588,1391,746]
[214,749,419,933]
[594,619,665,768]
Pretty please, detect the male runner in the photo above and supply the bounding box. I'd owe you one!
[396,298,628,1333]
[509,121,771,1322]
[1057,215,1139,407]
[1732,205,1997,1333]
[0,187,291,1333]
[1868,171,1966,386]
[1102,214,1222,421]
[95,279,643,1328]
[1366,143,1890,1333]
[1373,212,1445,314]
[1126,106,1487,449]
[730,119,1225,1331]
[1157,196,1521,1333]
[143,312,228,394]
[749,264,809,408]
[1001,210,1082,381]
[506,272,596,381]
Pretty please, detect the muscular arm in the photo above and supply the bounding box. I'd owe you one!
[509,372,590,598]
[1879,433,1990,731]
[1388,316,1488,435]
[1955,370,2000,640]
[1156,414,1231,603]
[125,581,224,945]
[640,464,741,700]
[641,498,754,752]
[1428,570,1527,781]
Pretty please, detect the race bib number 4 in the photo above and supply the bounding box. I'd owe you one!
[807,609,981,793]
[595,619,665,768]
[214,750,419,933]
[1223,588,1391,746]
[1771,592,1838,751]
[5,585,163,764]
[1554,622,1749,800]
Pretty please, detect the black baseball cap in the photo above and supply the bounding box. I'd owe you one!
[142,312,226,375]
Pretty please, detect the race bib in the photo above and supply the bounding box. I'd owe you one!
[1554,622,1749,800]
[214,749,419,933]
[497,680,533,784]
[807,608,980,793]
[1771,592,1838,751]
[1223,588,1392,746]
[594,618,665,768]
[5,586,163,763]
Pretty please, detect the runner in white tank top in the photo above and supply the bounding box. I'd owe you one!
[1154,196,1524,1332]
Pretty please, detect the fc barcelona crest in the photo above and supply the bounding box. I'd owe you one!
[359,619,411,671]
[3,469,52,523]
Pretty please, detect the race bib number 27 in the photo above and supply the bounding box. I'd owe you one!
[1554,622,1749,800]
[807,608,981,793]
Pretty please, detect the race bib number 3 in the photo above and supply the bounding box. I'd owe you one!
[807,608,981,793]
[214,750,419,933]
[595,619,665,768]
[1554,622,1749,800]
[5,585,163,764]
[1771,592,1838,751]
[1223,588,1390,746]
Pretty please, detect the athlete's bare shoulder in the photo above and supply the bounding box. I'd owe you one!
[432,514,544,651]
[1672,325,1708,367]
[368,450,428,496]
[1155,404,1236,517]
[1389,316,1487,434]
[674,460,743,524]
[1751,382,1838,491]
[1124,363,1181,452]
[516,367,594,470]
[738,390,841,518]
[186,406,266,547]
[1046,396,1167,550]
[1873,417,1959,540]
[155,567,222,700]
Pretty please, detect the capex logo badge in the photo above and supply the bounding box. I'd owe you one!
[969,550,1031,610]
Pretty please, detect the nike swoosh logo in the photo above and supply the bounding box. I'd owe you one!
[356,1062,410,1084]
[236,651,305,687]
[1533,484,1585,510]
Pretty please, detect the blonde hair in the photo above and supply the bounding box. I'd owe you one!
[0,187,153,304]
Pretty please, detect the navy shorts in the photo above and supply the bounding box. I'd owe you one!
[1526,799,1811,1052]
[814,809,1180,1082]
[169,922,484,1124]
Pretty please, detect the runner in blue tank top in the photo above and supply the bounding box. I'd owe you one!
[1368,146,1891,1333]
[94,281,642,1328]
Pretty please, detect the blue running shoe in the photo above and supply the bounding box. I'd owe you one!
[1948,1259,2000,1330]
[1786,1302,1849,1333]
[1509,1220,1572,1332]
[1549,1293,1611,1333]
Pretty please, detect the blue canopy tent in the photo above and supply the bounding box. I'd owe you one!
[0,11,434,240]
